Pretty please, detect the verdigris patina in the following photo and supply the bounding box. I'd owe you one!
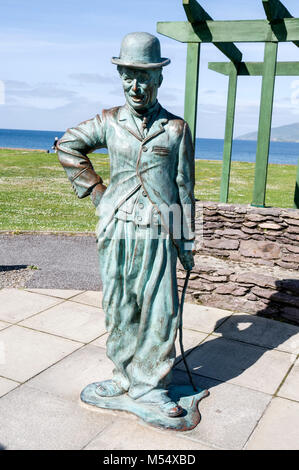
[57,32,208,430]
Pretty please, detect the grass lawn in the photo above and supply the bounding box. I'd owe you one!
[0,148,297,232]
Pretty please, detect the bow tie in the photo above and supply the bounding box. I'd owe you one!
[141,116,148,130]
[126,101,160,122]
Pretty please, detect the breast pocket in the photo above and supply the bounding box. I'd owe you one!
[152,146,170,157]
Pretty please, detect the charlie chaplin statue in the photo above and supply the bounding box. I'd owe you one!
[57,32,196,420]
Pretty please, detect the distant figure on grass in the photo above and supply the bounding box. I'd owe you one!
[52,137,59,152]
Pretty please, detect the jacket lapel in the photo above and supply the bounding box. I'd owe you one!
[143,109,168,145]
[118,106,143,142]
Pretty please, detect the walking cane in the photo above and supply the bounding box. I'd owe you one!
[178,269,197,392]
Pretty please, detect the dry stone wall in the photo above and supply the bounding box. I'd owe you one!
[177,202,299,325]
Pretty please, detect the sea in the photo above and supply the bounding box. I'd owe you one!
[1,128,299,166]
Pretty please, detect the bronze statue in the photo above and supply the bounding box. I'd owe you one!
[58,32,208,430]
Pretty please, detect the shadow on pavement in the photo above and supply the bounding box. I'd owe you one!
[175,312,298,390]
[0,265,29,272]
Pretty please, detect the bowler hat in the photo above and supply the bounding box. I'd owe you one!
[111,32,170,69]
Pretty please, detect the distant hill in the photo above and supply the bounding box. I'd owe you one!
[237,122,299,143]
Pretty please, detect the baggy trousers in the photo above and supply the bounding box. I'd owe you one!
[97,218,179,399]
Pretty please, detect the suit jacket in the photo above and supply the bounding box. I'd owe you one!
[57,103,195,252]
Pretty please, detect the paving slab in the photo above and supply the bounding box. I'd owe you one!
[277,358,299,402]
[71,290,103,308]
[91,333,108,349]
[0,325,82,382]
[84,419,214,450]
[25,288,84,299]
[20,301,106,343]
[0,288,62,323]
[172,370,271,450]
[182,303,232,334]
[0,384,113,450]
[0,321,10,331]
[26,346,213,450]
[176,335,294,394]
[27,345,114,402]
[175,331,209,363]
[245,397,299,450]
[0,377,19,398]
[214,312,299,353]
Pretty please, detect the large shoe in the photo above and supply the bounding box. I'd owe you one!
[95,379,126,397]
[135,389,183,418]
[159,400,183,417]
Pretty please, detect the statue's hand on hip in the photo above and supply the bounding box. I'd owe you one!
[91,183,107,207]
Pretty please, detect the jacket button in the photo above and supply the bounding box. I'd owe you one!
[142,146,148,152]
[137,216,142,222]
[142,190,147,197]
[139,203,144,209]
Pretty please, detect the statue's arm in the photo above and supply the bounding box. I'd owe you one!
[176,121,196,270]
[57,114,106,200]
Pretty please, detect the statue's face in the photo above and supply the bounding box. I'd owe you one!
[118,66,163,112]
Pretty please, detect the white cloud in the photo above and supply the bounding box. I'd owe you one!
[69,73,118,84]
[4,82,78,110]
[0,97,104,131]
[4,80,32,90]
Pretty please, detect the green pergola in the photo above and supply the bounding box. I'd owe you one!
[157,0,299,208]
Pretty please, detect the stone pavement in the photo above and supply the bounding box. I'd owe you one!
[0,287,299,450]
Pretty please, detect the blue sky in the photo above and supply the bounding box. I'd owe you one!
[2,0,299,138]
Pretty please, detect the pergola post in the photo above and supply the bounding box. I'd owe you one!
[294,159,299,209]
[184,42,200,145]
[220,64,238,203]
[252,41,278,207]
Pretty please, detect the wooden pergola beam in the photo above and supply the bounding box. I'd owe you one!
[262,0,299,48]
[157,18,299,43]
[209,61,299,76]
[183,0,242,63]
[263,0,294,22]
[183,0,211,23]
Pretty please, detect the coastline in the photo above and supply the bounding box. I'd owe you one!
[0,147,297,166]
[0,147,47,152]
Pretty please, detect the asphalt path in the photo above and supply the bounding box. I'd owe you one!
[0,233,101,290]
